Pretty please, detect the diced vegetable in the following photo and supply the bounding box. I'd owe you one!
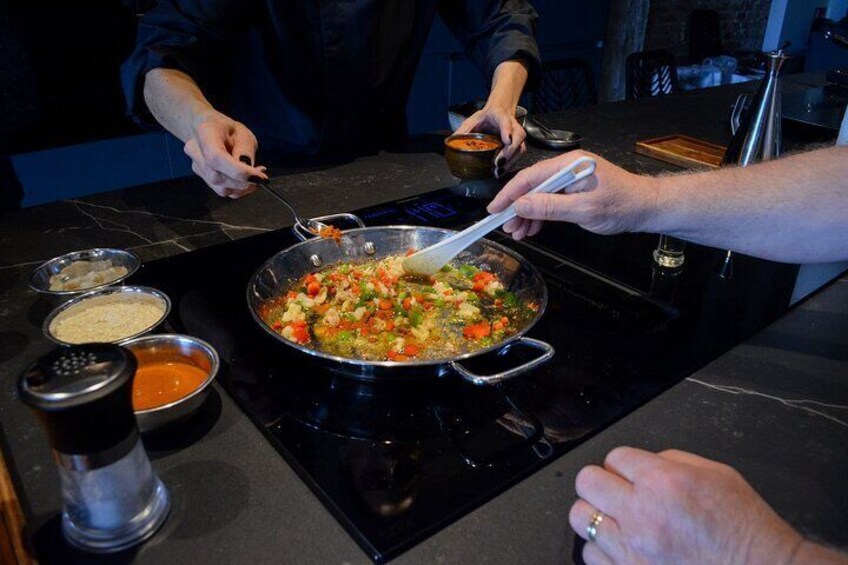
[307,281,321,297]
[463,322,491,340]
[263,254,530,361]
[458,264,478,278]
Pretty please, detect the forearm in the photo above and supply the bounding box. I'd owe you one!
[790,539,848,564]
[646,146,848,263]
[143,68,221,143]
[485,60,528,111]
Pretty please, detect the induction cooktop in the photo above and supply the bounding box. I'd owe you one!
[134,186,798,562]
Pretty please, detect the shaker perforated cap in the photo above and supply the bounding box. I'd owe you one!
[19,344,136,411]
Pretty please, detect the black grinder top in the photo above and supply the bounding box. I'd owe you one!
[19,344,138,457]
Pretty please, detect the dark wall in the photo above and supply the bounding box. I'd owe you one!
[0,2,139,155]
[2,2,611,151]
[408,0,611,133]
[2,1,611,207]
[644,0,772,63]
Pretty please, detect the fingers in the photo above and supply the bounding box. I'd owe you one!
[658,449,725,471]
[527,219,544,237]
[195,121,263,182]
[569,498,624,560]
[496,116,527,163]
[502,217,524,234]
[454,113,481,135]
[603,446,663,483]
[514,192,585,223]
[575,465,633,515]
[486,156,564,213]
[184,135,265,198]
[511,218,532,240]
[495,141,527,179]
[231,131,258,168]
[222,183,258,199]
[582,540,614,565]
[502,215,542,241]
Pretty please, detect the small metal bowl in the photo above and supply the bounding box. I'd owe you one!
[43,286,171,346]
[30,248,141,301]
[444,133,504,180]
[524,121,583,151]
[121,334,220,432]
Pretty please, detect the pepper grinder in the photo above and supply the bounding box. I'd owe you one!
[19,344,170,552]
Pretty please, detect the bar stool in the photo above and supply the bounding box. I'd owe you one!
[530,58,597,113]
[625,49,679,99]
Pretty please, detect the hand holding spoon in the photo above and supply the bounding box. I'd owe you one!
[403,157,596,276]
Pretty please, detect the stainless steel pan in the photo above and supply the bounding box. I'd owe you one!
[247,213,553,385]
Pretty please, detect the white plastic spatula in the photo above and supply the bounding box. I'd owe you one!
[403,156,597,275]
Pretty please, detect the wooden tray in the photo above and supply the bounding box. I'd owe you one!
[635,134,727,169]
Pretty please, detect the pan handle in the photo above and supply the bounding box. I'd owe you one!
[292,213,367,241]
[450,337,554,386]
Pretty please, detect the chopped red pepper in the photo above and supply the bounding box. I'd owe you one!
[287,321,310,344]
[306,281,321,297]
[463,322,491,340]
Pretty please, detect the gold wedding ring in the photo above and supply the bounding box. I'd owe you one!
[587,510,604,542]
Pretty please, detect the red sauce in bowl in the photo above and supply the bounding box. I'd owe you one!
[446,137,501,152]
[132,362,208,410]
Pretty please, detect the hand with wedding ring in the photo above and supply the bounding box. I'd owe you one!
[569,447,846,564]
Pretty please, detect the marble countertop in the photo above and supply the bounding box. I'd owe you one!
[1,77,846,563]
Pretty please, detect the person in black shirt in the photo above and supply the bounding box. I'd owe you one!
[122,1,540,198]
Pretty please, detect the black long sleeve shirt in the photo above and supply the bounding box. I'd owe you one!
[121,0,540,160]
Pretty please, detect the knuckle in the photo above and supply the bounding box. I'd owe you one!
[604,446,634,469]
[575,465,601,495]
[207,152,227,170]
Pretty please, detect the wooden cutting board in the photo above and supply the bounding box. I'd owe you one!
[0,450,32,564]
[635,134,727,169]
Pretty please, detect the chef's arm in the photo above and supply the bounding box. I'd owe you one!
[143,68,264,198]
[122,0,262,197]
[443,0,540,173]
[486,60,529,122]
[144,68,217,144]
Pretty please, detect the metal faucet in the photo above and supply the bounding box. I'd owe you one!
[719,47,791,278]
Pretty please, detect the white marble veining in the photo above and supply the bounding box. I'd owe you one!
[687,377,848,428]
[69,200,275,233]
[0,199,278,272]
[72,201,155,245]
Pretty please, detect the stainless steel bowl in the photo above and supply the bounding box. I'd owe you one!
[121,334,219,432]
[43,285,171,346]
[30,248,141,300]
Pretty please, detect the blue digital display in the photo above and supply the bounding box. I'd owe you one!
[406,202,459,222]
[361,206,400,220]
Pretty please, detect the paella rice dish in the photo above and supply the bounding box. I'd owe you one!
[259,253,539,362]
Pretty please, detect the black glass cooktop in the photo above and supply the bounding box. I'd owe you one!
[135,187,798,562]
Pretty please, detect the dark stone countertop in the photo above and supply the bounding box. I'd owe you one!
[1,75,846,563]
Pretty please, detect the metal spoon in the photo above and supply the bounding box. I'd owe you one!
[403,157,597,276]
[528,116,557,140]
[249,175,329,234]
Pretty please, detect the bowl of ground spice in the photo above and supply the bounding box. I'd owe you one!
[44,286,171,346]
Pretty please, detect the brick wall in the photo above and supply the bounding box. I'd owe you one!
[644,0,772,63]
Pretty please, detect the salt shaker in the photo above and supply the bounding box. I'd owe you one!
[19,344,170,552]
